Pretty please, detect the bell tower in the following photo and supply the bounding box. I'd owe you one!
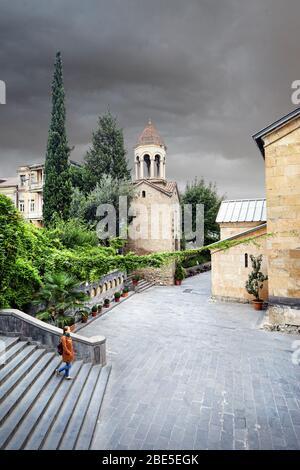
[134,120,166,181]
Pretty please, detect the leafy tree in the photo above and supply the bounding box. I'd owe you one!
[70,174,135,238]
[181,178,223,246]
[46,216,99,249]
[84,112,131,189]
[245,255,268,301]
[43,51,72,226]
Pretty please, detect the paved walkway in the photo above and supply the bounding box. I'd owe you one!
[81,272,300,450]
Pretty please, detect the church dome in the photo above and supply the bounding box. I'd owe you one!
[135,120,166,148]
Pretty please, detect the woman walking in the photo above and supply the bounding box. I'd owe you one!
[56,325,75,380]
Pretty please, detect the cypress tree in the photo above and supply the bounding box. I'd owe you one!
[43,51,72,226]
[84,112,131,190]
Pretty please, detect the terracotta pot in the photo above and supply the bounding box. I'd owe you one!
[175,279,182,286]
[92,311,97,317]
[104,303,110,308]
[82,316,88,323]
[132,280,138,286]
[97,308,102,314]
[252,300,263,311]
[122,292,129,298]
[115,297,120,302]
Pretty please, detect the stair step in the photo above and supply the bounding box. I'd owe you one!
[75,365,111,450]
[0,352,55,426]
[25,361,87,450]
[59,365,101,449]
[41,363,92,450]
[0,341,28,369]
[0,354,60,449]
[0,336,20,359]
[0,344,37,386]
[0,349,44,404]
[6,361,83,450]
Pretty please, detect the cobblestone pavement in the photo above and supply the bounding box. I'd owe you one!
[81,272,300,450]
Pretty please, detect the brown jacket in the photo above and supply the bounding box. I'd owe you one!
[61,335,75,363]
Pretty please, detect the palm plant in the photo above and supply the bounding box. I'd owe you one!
[34,272,88,322]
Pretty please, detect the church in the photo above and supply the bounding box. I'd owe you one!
[127,120,181,285]
[211,107,300,327]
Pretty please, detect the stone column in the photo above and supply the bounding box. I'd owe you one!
[135,160,139,180]
[150,156,155,178]
[140,156,144,179]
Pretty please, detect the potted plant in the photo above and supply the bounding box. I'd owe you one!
[245,255,268,310]
[132,275,140,286]
[104,298,110,308]
[97,303,103,314]
[81,310,89,323]
[122,287,129,298]
[174,263,186,286]
[114,291,121,302]
[91,305,98,317]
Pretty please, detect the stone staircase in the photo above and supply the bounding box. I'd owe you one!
[125,274,155,294]
[135,279,155,293]
[0,335,111,450]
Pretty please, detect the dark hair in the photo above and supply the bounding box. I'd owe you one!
[63,326,69,333]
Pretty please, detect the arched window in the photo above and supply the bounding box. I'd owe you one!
[142,190,146,198]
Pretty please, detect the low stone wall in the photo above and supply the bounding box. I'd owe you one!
[268,304,300,327]
[79,270,127,305]
[0,309,106,365]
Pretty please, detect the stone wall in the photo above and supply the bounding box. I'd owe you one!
[133,261,176,286]
[0,309,107,365]
[262,118,300,324]
[79,270,126,305]
[220,222,265,240]
[211,226,268,302]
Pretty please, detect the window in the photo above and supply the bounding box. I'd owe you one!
[142,190,146,198]
[20,175,26,186]
[245,253,248,268]
[30,199,35,212]
[19,200,25,212]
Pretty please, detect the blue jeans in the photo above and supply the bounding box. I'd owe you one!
[58,362,71,377]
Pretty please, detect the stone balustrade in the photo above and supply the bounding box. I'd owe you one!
[0,309,106,365]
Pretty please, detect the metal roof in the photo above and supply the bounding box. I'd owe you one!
[253,106,300,157]
[216,198,266,223]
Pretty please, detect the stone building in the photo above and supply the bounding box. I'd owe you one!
[0,161,80,227]
[211,107,300,326]
[127,120,181,284]
[211,199,268,302]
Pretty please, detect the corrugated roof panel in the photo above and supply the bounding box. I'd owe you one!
[216,201,229,223]
[231,200,243,222]
[216,198,267,223]
[261,201,267,221]
[223,201,235,222]
[245,200,256,221]
[238,200,249,221]
[253,199,264,221]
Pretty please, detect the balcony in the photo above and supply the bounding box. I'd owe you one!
[29,181,43,191]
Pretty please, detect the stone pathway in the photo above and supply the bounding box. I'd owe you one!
[81,272,300,450]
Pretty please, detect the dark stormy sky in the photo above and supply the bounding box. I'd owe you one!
[0,0,300,198]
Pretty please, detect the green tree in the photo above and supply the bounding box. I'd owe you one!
[84,112,131,189]
[245,255,268,301]
[43,51,72,226]
[181,178,223,246]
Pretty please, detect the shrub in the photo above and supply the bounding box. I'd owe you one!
[175,263,186,281]
[91,305,98,312]
[245,255,268,301]
[114,291,121,299]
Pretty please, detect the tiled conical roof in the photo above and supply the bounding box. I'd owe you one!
[136,120,166,148]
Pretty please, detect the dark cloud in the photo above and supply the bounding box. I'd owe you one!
[0,0,299,197]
